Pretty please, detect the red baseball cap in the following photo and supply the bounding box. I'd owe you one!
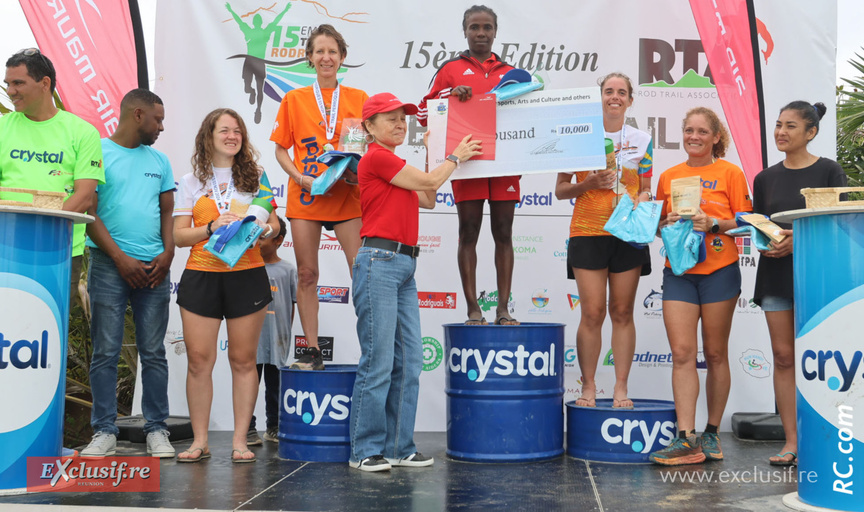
[362,93,418,122]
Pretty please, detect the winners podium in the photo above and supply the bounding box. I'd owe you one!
[0,204,92,494]
[774,198,864,512]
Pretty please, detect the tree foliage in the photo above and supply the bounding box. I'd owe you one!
[837,49,864,187]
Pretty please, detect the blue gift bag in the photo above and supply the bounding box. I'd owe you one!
[312,151,361,196]
[603,195,662,247]
[204,215,263,268]
[660,219,706,276]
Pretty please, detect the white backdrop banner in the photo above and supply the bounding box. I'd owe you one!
[136,0,837,432]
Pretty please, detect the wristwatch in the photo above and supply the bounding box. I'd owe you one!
[710,218,720,234]
[446,154,460,165]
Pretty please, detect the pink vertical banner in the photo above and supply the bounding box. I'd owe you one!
[18,0,139,137]
[689,0,765,189]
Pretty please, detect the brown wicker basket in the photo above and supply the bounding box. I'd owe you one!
[0,187,67,210]
[800,187,864,209]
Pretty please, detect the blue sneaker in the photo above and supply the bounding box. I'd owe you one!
[700,432,723,461]
[649,436,706,466]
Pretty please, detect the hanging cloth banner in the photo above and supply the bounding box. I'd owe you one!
[689,0,766,190]
[18,0,141,137]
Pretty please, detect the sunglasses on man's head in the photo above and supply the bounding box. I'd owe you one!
[16,47,51,67]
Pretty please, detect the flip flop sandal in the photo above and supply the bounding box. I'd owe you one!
[495,315,520,325]
[769,451,797,466]
[176,447,211,463]
[232,449,257,463]
[613,398,635,409]
[574,396,596,408]
[465,316,488,326]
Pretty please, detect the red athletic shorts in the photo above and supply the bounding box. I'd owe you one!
[452,176,521,203]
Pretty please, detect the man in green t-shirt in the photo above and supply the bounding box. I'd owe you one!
[0,48,105,304]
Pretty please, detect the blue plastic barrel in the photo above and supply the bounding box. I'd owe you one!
[0,209,74,493]
[444,323,564,462]
[566,399,677,463]
[777,209,864,511]
[278,364,356,462]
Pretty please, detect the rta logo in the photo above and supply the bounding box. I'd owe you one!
[639,38,715,86]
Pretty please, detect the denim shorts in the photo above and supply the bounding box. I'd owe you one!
[661,263,741,305]
[760,295,793,312]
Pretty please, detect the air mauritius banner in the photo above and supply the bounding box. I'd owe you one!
[18,0,140,137]
[151,1,835,432]
[689,0,766,188]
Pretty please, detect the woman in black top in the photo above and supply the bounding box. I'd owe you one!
[752,101,846,466]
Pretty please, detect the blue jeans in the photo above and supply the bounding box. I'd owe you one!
[88,247,171,435]
[349,247,423,462]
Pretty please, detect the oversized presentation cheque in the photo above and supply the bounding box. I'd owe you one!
[426,87,606,180]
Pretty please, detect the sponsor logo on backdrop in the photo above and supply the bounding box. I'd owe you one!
[434,192,456,207]
[567,294,581,310]
[318,286,349,304]
[568,377,607,397]
[739,349,771,378]
[0,286,62,433]
[638,38,716,89]
[223,3,367,123]
[801,348,863,392]
[601,418,676,454]
[294,335,334,361]
[418,292,457,309]
[697,350,707,370]
[448,343,556,383]
[736,296,760,314]
[555,238,569,261]
[642,289,663,318]
[512,235,542,261]
[417,235,442,254]
[166,330,186,356]
[478,290,515,314]
[606,347,673,369]
[283,387,350,425]
[564,346,577,369]
[735,238,757,267]
[285,233,343,251]
[527,288,552,315]
[514,192,554,209]
[422,336,444,371]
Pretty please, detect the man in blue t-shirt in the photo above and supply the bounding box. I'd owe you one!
[81,89,176,458]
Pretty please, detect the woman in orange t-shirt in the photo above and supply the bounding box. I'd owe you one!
[649,107,752,467]
[270,25,368,370]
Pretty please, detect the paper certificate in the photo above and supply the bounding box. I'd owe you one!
[426,87,606,179]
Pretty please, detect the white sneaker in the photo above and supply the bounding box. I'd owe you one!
[146,430,175,458]
[386,452,434,467]
[81,432,117,457]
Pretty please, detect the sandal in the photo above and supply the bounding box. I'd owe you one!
[176,446,211,463]
[574,396,596,408]
[769,451,797,466]
[613,398,634,409]
[465,316,488,326]
[232,449,256,463]
[495,315,520,326]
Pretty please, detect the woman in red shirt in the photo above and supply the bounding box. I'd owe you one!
[348,93,481,472]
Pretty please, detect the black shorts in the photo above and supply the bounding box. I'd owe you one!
[287,217,358,231]
[567,236,651,279]
[176,267,272,319]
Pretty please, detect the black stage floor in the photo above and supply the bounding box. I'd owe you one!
[1,432,800,511]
